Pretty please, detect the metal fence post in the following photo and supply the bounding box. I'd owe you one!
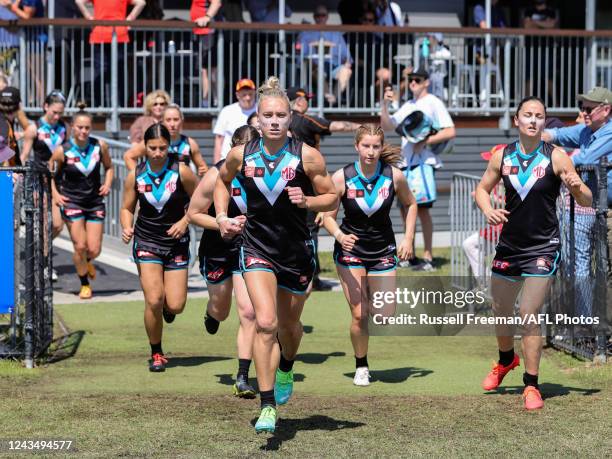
[216,29,224,110]
[23,162,34,369]
[595,157,609,363]
[19,29,26,106]
[317,36,324,118]
[110,29,119,135]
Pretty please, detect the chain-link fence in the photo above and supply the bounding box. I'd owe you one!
[548,161,611,362]
[0,163,53,368]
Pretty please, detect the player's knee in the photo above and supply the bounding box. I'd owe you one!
[145,294,164,310]
[256,317,278,334]
[165,299,186,315]
[207,298,230,321]
[87,244,101,260]
[74,241,87,254]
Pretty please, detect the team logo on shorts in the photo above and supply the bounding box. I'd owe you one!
[299,275,308,284]
[64,208,82,217]
[536,257,551,270]
[174,255,188,265]
[281,166,296,181]
[245,256,272,268]
[378,187,389,199]
[207,268,225,281]
[137,250,154,258]
[380,257,395,266]
[165,181,177,193]
[492,259,510,270]
[341,255,362,264]
[533,166,545,179]
[95,210,105,218]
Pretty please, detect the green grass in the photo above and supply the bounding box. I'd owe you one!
[0,279,611,456]
[318,248,452,279]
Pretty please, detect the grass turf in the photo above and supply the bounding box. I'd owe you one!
[1,267,611,456]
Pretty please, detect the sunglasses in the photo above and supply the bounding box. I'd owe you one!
[314,13,328,18]
[153,101,168,107]
[578,103,604,115]
[408,77,424,84]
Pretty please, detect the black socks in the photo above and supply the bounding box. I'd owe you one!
[204,312,220,335]
[498,349,515,367]
[523,372,539,389]
[150,342,163,356]
[355,355,369,369]
[237,358,251,379]
[279,353,294,373]
[79,275,89,287]
[260,390,275,409]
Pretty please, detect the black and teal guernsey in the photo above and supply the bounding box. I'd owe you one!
[169,134,193,166]
[240,137,312,262]
[337,160,396,260]
[497,141,561,255]
[58,137,103,208]
[34,117,67,164]
[198,159,247,260]
[134,158,190,251]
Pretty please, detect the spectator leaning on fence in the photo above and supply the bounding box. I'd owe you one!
[380,69,456,272]
[191,0,222,106]
[213,78,256,162]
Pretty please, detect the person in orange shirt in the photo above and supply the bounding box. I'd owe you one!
[75,0,146,105]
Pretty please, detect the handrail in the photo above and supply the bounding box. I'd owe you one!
[2,18,612,38]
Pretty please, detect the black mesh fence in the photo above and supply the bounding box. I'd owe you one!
[0,163,53,367]
[548,160,612,361]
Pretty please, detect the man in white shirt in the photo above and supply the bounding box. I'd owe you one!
[380,69,456,271]
[213,78,257,162]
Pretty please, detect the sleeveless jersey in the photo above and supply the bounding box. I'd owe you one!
[34,118,67,163]
[134,158,190,250]
[240,137,311,259]
[198,159,247,259]
[497,141,561,254]
[169,134,193,166]
[339,160,396,257]
[58,137,103,207]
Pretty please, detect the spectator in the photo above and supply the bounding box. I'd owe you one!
[543,87,612,321]
[380,69,456,271]
[287,86,360,291]
[221,0,244,22]
[191,0,222,105]
[298,5,353,105]
[245,0,291,22]
[2,0,46,103]
[213,78,256,162]
[374,0,403,27]
[76,0,146,106]
[473,0,507,28]
[247,111,260,132]
[523,0,558,29]
[0,3,19,61]
[128,90,170,145]
[0,87,23,166]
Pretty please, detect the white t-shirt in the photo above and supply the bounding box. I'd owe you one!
[390,93,454,169]
[213,102,257,159]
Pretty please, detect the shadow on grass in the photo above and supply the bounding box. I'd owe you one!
[343,367,433,383]
[252,415,365,451]
[215,372,305,387]
[165,356,232,368]
[42,330,86,364]
[296,351,345,364]
[486,383,601,399]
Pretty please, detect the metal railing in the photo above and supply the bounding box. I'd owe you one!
[450,173,504,296]
[1,20,611,128]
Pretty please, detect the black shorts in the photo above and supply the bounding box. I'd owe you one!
[491,247,560,280]
[239,241,316,295]
[333,243,398,273]
[61,202,106,223]
[200,248,241,284]
[133,238,190,271]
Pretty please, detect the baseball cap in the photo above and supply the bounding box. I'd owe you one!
[235,78,256,91]
[480,143,506,161]
[286,87,313,100]
[577,87,612,105]
[408,69,430,80]
[0,86,20,107]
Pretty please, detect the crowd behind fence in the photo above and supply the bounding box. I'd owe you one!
[0,163,54,367]
[450,162,611,362]
[0,20,610,128]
